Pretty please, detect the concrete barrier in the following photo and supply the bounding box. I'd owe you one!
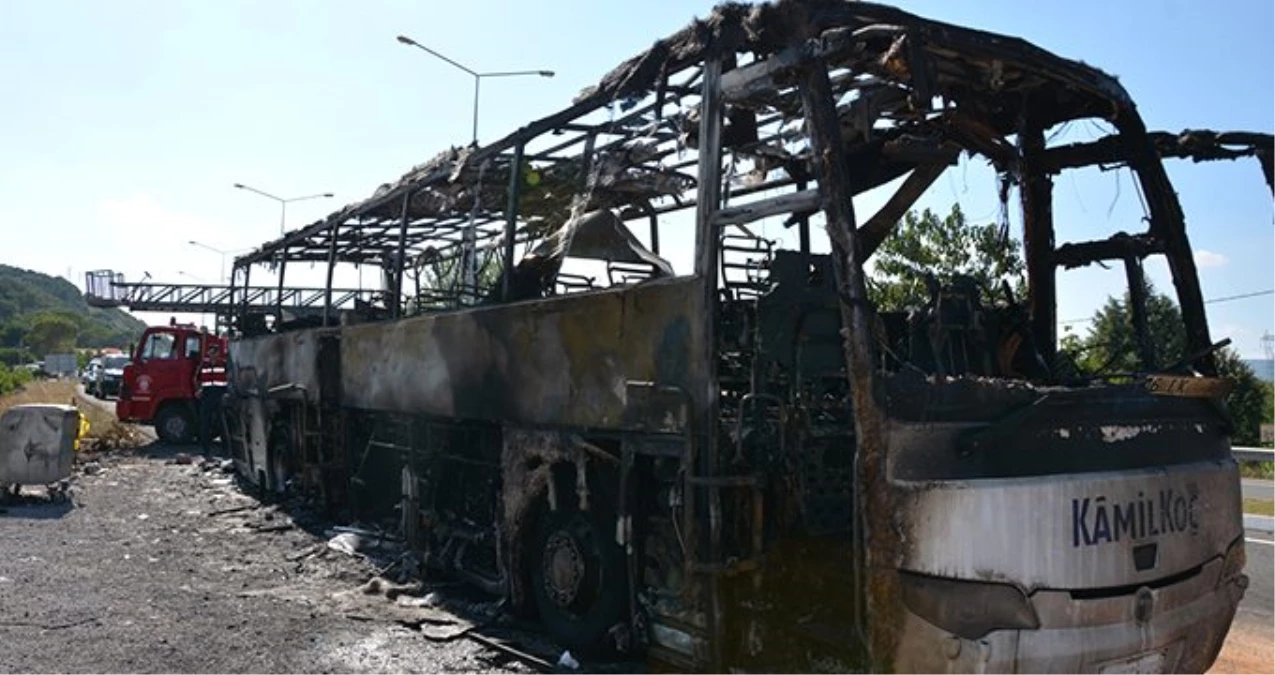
[0,404,79,485]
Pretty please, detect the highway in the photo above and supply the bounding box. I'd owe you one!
[1242,531,1273,617]
[1242,478,1274,502]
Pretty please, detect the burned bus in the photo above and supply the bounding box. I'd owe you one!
[218,2,1268,671]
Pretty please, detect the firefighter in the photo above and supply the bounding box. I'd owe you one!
[195,341,226,458]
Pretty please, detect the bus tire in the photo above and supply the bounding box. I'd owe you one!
[530,503,627,655]
[155,403,194,444]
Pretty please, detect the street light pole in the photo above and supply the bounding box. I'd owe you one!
[472,75,480,146]
[233,183,334,236]
[395,35,552,302]
[189,241,251,285]
[395,35,553,144]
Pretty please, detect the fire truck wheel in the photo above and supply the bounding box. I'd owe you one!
[531,504,627,655]
[155,404,194,444]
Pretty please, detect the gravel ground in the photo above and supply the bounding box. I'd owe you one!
[0,444,543,674]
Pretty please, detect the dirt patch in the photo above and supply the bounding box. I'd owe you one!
[1208,614,1275,675]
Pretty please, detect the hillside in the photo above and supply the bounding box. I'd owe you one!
[0,264,146,354]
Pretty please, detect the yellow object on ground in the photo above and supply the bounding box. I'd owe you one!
[74,411,90,451]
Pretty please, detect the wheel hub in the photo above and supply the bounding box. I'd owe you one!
[543,529,585,608]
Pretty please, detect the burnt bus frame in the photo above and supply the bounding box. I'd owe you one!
[223,1,1272,670]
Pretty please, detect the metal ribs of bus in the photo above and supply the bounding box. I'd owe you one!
[1041,130,1274,193]
[797,56,893,669]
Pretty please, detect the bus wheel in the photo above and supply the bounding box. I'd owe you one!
[155,404,193,444]
[531,505,627,655]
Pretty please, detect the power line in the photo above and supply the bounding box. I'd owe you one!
[1205,289,1275,304]
[1058,288,1274,326]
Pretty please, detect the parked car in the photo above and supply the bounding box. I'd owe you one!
[93,354,130,399]
[81,358,102,387]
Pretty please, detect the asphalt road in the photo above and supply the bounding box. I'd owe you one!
[1240,530,1273,618]
[1242,478,1274,502]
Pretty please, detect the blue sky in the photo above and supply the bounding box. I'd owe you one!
[1,0,1271,355]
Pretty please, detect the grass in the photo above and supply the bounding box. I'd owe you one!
[0,378,80,414]
[1243,498,1274,517]
[1239,460,1274,480]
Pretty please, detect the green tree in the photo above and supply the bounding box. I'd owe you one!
[1070,282,1270,445]
[1259,375,1269,423]
[1215,349,1271,446]
[0,319,26,347]
[0,264,145,349]
[410,252,502,312]
[24,311,80,355]
[867,203,1025,311]
[1069,283,1186,374]
[0,346,30,366]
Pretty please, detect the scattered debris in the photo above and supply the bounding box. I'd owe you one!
[173,453,194,465]
[328,525,402,545]
[47,480,71,503]
[326,532,364,557]
[285,544,324,562]
[82,462,103,476]
[199,458,235,473]
[247,522,294,534]
[208,504,257,518]
[360,576,422,600]
[466,633,557,673]
[0,616,98,631]
[329,580,478,640]
[556,650,580,671]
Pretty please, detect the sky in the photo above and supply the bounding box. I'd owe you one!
[1,0,1271,356]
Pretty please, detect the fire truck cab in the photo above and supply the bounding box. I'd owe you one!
[116,320,227,444]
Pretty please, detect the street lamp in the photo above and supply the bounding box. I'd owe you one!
[395,35,553,144]
[233,183,334,236]
[188,241,250,284]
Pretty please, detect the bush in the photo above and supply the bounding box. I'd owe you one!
[0,346,30,367]
[0,362,32,395]
[1239,461,1274,480]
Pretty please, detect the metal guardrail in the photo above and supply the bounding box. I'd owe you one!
[1233,446,1274,463]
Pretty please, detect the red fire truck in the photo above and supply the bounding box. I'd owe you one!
[116,320,227,444]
